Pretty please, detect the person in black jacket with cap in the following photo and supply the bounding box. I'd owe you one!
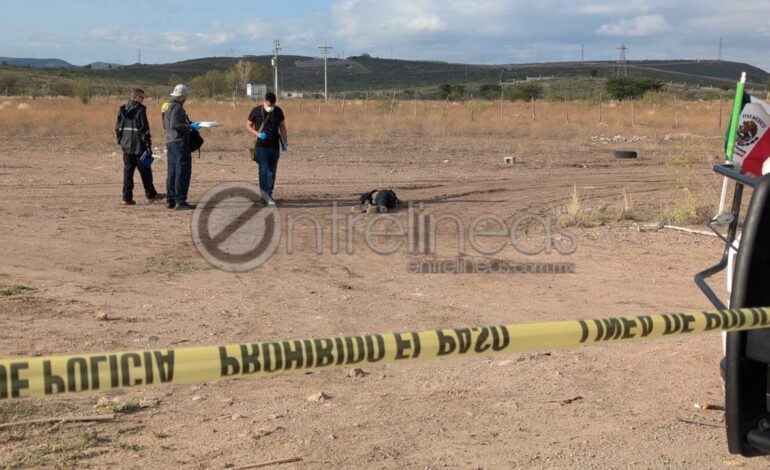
[115,88,161,205]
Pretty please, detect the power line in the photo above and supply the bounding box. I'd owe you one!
[318,44,333,101]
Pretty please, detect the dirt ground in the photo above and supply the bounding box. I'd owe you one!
[0,123,767,468]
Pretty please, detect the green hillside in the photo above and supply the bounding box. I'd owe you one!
[1,55,767,97]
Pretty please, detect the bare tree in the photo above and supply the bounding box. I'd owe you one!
[234,60,253,90]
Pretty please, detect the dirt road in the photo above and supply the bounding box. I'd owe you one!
[0,129,763,468]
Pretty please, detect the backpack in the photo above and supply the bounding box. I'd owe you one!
[249,107,271,161]
[189,128,204,153]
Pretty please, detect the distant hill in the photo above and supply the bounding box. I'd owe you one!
[84,55,767,92]
[0,57,74,68]
[1,54,767,95]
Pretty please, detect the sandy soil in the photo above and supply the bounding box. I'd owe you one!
[0,130,766,469]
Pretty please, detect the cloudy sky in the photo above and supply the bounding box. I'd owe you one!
[1,0,769,70]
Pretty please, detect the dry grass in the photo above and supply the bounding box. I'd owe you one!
[0,96,730,225]
[663,188,714,225]
[553,185,638,227]
[0,96,728,149]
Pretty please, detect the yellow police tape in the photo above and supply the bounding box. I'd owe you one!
[1,307,769,400]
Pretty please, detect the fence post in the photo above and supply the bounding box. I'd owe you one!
[364,91,369,117]
[631,100,635,127]
[531,97,536,122]
[500,89,504,120]
[674,96,680,129]
[442,96,449,117]
[598,92,603,124]
[341,93,346,117]
[413,97,417,119]
[564,95,569,124]
[298,96,303,113]
[718,96,723,131]
[471,95,475,122]
[389,91,397,116]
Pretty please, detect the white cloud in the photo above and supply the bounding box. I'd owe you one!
[330,0,456,48]
[405,15,446,33]
[568,0,662,16]
[9,0,770,70]
[596,15,671,37]
[88,26,131,43]
[239,20,273,41]
[195,32,233,45]
[163,32,189,52]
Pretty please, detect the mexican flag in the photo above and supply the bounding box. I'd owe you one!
[732,94,770,178]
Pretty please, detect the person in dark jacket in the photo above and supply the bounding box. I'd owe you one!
[115,88,161,205]
[163,84,201,210]
[246,92,288,205]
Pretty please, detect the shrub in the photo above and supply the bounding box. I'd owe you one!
[74,78,92,104]
[438,83,466,100]
[479,83,502,100]
[0,73,18,95]
[605,76,664,101]
[508,82,543,101]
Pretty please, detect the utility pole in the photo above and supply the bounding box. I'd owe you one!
[137,49,141,65]
[581,44,584,62]
[718,37,723,62]
[319,44,333,101]
[272,39,281,98]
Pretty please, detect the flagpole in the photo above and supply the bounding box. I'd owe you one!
[725,72,747,162]
[714,72,746,225]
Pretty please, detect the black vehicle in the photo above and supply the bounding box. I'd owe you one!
[697,164,770,456]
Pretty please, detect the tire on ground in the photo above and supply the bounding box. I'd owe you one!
[613,150,638,159]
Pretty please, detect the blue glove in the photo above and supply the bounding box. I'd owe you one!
[190,122,202,130]
[281,142,288,152]
[258,132,267,140]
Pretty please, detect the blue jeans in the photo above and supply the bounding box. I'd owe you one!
[166,140,192,204]
[255,146,280,199]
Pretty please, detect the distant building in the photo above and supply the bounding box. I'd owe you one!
[246,83,267,99]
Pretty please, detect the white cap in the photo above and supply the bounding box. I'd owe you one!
[170,84,189,97]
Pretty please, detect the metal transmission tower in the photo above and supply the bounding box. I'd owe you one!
[272,39,281,98]
[137,49,141,65]
[617,43,628,76]
[581,44,585,61]
[718,37,723,61]
[318,44,333,101]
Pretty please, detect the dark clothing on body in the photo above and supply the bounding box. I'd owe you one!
[248,105,284,199]
[166,141,192,205]
[248,105,285,149]
[255,147,280,198]
[360,189,401,209]
[123,152,157,202]
[163,98,193,205]
[116,100,152,154]
[163,99,191,144]
[116,100,156,201]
